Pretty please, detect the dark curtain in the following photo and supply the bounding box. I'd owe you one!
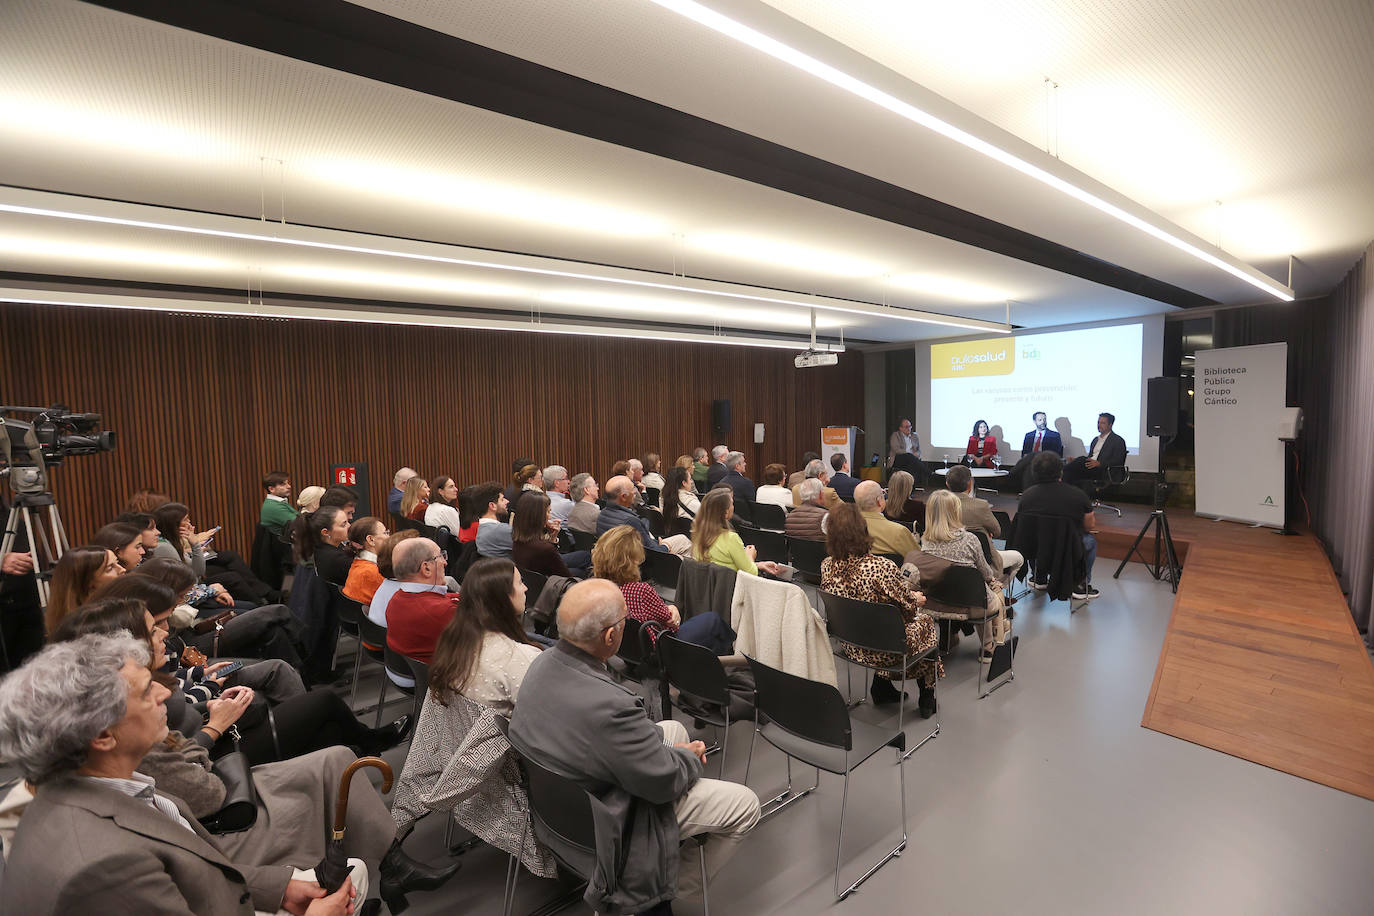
[1215,245,1374,642]
[884,348,916,454]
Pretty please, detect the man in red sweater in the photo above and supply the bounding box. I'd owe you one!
[385,537,457,666]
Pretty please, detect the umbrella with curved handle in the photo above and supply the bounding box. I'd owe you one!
[315,756,394,893]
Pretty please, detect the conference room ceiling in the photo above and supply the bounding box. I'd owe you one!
[2,0,1368,346]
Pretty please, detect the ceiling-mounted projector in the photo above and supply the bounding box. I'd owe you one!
[795,350,839,368]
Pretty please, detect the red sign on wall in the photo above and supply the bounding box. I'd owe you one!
[335,466,357,486]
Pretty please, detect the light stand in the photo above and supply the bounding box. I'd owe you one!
[1112,431,1182,593]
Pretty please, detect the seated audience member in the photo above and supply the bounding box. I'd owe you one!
[1019,451,1101,599]
[791,457,839,509]
[609,460,641,507]
[705,445,730,488]
[1062,411,1127,492]
[317,487,358,525]
[455,484,481,542]
[386,538,459,669]
[788,451,821,488]
[151,501,227,598]
[296,485,326,515]
[508,580,761,913]
[594,526,735,654]
[153,501,277,608]
[674,454,696,475]
[473,481,515,558]
[400,475,430,523]
[293,505,354,587]
[543,465,575,524]
[641,454,666,494]
[754,463,792,510]
[1008,410,1064,490]
[822,502,940,714]
[597,476,692,556]
[132,558,303,665]
[627,458,646,493]
[828,453,859,500]
[367,529,421,629]
[426,557,542,716]
[921,489,1014,657]
[123,488,171,515]
[661,465,700,526]
[691,447,711,490]
[512,491,585,578]
[720,451,757,506]
[691,488,781,576]
[945,465,1024,591]
[854,480,920,556]
[881,470,925,528]
[343,516,388,605]
[567,473,602,534]
[115,511,160,556]
[91,522,148,571]
[388,467,418,516]
[259,470,297,533]
[784,478,829,541]
[0,632,361,916]
[44,545,124,634]
[425,476,463,533]
[518,464,546,495]
[963,419,998,469]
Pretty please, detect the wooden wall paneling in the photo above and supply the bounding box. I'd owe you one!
[1,303,863,558]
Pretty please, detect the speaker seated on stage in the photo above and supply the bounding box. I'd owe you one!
[1015,452,1100,600]
[944,465,1023,593]
[887,418,928,481]
[790,458,839,510]
[1062,413,1127,493]
[828,453,860,501]
[963,419,999,468]
[1008,411,1063,490]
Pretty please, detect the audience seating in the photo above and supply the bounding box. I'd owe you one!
[328,584,364,705]
[736,524,787,565]
[643,486,660,508]
[657,635,744,775]
[517,567,548,613]
[249,523,292,591]
[971,529,996,567]
[355,615,397,725]
[640,549,683,598]
[877,552,904,566]
[748,502,787,531]
[821,591,939,758]
[786,536,827,586]
[568,528,597,552]
[922,565,1014,697]
[743,656,909,901]
[670,515,693,538]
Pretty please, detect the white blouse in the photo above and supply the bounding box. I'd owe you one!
[459,632,542,717]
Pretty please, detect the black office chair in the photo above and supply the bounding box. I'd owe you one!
[1091,466,1131,518]
[400,654,428,723]
[749,502,787,531]
[743,656,910,901]
[821,591,938,757]
[787,536,828,586]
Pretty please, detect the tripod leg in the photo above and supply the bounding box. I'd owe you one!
[46,505,70,559]
[18,508,50,609]
[1161,514,1182,594]
[1113,513,1156,579]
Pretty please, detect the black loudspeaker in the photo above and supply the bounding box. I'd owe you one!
[1146,377,1180,437]
[711,399,732,435]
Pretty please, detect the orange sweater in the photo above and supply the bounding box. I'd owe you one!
[342,558,384,605]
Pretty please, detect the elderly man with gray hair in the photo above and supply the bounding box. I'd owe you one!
[509,579,759,914]
[854,479,920,557]
[388,466,418,516]
[383,537,458,686]
[791,457,839,509]
[567,472,601,534]
[543,465,575,524]
[0,633,358,915]
[705,444,730,488]
[785,477,830,541]
[595,475,693,557]
[719,451,756,507]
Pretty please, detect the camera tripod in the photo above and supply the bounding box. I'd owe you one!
[1,490,71,608]
[1112,505,1182,593]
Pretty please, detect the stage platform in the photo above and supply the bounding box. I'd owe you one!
[982,492,1374,800]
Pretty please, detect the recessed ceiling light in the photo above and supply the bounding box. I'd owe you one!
[649,0,1294,302]
[686,232,884,277]
[0,234,234,271]
[889,272,1011,303]
[307,159,669,237]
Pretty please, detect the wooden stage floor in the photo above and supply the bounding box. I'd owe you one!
[988,495,1374,800]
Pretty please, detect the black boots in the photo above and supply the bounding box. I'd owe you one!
[362,715,414,756]
[917,684,937,719]
[869,674,907,706]
[378,839,462,913]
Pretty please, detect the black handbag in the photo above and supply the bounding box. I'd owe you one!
[198,726,259,834]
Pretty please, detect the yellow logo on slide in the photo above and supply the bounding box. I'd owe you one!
[931,338,1016,378]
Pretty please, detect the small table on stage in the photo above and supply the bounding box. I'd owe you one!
[935,466,1009,495]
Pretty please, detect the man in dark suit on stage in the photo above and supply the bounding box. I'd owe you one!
[1007,411,1063,491]
[1063,412,1127,492]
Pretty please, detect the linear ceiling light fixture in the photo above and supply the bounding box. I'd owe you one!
[0,287,844,351]
[648,0,1294,302]
[0,198,1009,333]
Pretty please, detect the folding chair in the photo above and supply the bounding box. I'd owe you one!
[924,565,1015,698]
[736,524,787,564]
[355,615,398,724]
[743,657,910,901]
[787,536,828,586]
[749,502,787,531]
[658,635,748,775]
[569,528,597,553]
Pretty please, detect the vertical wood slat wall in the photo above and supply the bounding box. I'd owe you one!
[1,303,864,556]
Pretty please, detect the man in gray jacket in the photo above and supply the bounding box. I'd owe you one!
[509,579,759,914]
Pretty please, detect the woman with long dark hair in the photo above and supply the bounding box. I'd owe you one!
[44,545,124,635]
[424,476,463,533]
[661,465,700,527]
[426,557,541,715]
[151,501,277,606]
[291,505,352,586]
[964,419,998,469]
[511,492,584,578]
[91,522,147,571]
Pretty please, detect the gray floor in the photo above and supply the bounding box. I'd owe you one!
[359,560,1374,916]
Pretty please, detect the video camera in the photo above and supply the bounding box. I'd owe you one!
[1,405,116,497]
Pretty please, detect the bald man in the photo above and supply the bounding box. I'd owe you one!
[596,475,692,557]
[854,480,919,556]
[509,580,759,914]
[384,537,457,672]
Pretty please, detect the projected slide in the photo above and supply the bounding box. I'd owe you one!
[929,323,1143,456]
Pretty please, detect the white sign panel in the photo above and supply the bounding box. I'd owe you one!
[1194,343,1287,527]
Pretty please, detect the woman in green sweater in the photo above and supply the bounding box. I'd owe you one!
[690,487,781,576]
